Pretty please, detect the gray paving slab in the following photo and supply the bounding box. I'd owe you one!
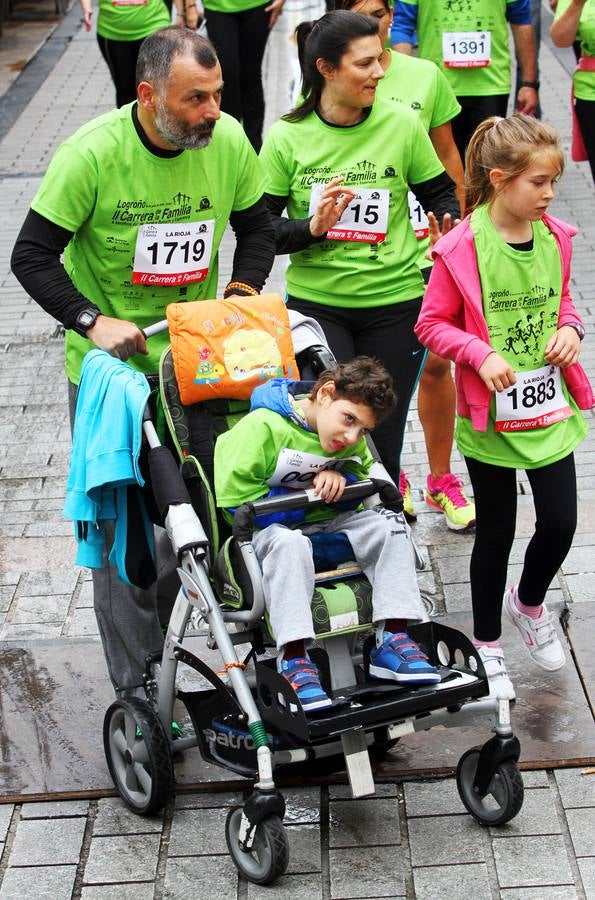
[492,834,575,889]
[83,833,161,884]
[329,844,409,898]
[412,863,492,900]
[8,816,86,865]
[162,855,238,898]
[0,864,77,900]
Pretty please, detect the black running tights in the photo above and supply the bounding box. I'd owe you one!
[97,34,144,108]
[465,453,577,642]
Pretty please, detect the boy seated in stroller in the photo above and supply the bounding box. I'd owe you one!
[214,356,440,714]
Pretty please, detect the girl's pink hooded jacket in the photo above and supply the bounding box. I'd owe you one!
[415,213,594,432]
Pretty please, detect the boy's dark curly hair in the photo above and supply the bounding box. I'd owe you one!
[310,356,397,423]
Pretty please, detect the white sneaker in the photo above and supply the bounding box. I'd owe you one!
[503,587,565,672]
[477,645,516,700]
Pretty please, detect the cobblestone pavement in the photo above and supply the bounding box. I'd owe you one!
[0,1,594,897]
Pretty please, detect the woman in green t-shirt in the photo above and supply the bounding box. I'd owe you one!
[551,0,595,183]
[260,10,459,486]
[79,0,196,108]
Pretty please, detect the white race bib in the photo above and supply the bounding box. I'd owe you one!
[132,220,215,286]
[408,191,429,240]
[309,184,389,243]
[266,448,360,489]
[495,365,573,432]
[442,31,491,68]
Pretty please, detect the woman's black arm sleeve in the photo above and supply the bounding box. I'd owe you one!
[409,171,460,222]
[227,196,276,290]
[265,192,327,255]
[10,209,99,329]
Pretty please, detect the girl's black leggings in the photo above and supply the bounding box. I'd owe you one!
[575,97,595,184]
[464,453,577,642]
[287,296,425,485]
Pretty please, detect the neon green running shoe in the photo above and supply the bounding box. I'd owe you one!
[399,470,417,523]
[425,473,476,531]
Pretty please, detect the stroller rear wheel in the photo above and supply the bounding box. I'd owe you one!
[456,746,524,826]
[225,807,289,885]
[103,698,174,815]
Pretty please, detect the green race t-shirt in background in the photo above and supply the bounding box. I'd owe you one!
[203,0,264,12]
[456,205,588,468]
[31,105,267,383]
[259,98,444,308]
[379,49,461,130]
[400,0,519,96]
[378,49,461,269]
[97,0,170,42]
[555,0,595,101]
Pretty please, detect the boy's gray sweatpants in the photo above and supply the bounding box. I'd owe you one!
[251,508,425,649]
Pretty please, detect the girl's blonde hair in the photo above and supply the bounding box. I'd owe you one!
[465,113,565,213]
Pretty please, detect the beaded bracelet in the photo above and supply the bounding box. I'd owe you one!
[224,281,259,297]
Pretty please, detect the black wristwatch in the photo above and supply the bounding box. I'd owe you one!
[73,307,101,337]
[519,80,540,90]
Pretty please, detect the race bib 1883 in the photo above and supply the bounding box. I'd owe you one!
[309,184,389,243]
[442,31,491,68]
[495,365,573,432]
[132,220,215,286]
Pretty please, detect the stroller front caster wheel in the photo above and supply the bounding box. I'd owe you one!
[103,698,174,815]
[456,747,524,827]
[225,807,289,885]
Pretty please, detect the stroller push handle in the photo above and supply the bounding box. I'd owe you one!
[232,478,399,542]
[141,319,169,339]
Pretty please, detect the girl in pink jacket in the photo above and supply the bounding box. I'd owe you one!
[416,114,593,701]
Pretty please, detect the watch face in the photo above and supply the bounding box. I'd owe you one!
[79,311,95,328]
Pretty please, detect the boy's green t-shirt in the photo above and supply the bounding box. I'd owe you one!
[214,406,373,524]
[259,99,444,308]
[555,0,595,101]
[31,106,266,383]
[97,0,170,42]
[456,205,588,468]
[378,49,461,269]
[400,0,518,96]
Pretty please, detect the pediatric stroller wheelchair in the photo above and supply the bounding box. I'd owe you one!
[102,297,524,886]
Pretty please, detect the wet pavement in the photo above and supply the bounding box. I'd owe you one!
[0,0,594,896]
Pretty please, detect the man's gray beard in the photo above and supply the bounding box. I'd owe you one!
[154,106,214,150]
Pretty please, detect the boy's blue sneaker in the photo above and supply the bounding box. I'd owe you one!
[277,656,333,713]
[369,632,441,685]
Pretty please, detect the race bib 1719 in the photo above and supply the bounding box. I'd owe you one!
[132,220,215,286]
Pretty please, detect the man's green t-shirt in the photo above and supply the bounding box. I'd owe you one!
[456,205,588,468]
[259,99,443,308]
[215,406,373,524]
[400,0,518,96]
[555,0,595,101]
[378,49,460,269]
[97,0,170,42]
[31,105,266,383]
